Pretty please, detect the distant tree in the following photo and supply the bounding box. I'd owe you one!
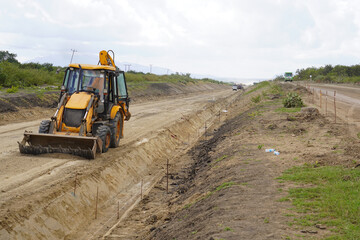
[41,63,54,72]
[330,65,348,76]
[21,62,54,72]
[294,67,318,80]
[0,67,6,85]
[320,64,333,76]
[350,64,360,76]
[0,50,19,64]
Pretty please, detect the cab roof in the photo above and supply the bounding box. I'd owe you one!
[69,63,116,71]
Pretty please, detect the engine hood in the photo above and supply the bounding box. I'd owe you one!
[65,92,92,109]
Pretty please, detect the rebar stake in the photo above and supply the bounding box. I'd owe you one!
[334,91,337,123]
[312,88,314,103]
[326,91,328,116]
[141,179,143,200]
[320,90,322,109]
[95,186,98,219]
[74,172,77,196]
[166,159,169,194]
[117,201,119,220]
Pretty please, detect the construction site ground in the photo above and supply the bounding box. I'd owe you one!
[1,82,360,239]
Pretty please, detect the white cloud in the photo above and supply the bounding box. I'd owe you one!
[0,0,360,79]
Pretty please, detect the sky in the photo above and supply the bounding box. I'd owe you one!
[1,0,360,83]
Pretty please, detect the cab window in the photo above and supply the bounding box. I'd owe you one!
[65,69,80,94]
[117,73,128,99]
[80,70,104,94]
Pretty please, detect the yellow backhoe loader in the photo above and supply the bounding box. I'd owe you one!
[18,50,131,159]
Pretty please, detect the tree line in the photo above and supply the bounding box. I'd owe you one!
[0,51,64,88]
[0,51,222,91]
[291,64,360,83]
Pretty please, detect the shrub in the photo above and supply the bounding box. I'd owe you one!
[251,95,261,103]
[6,86,19,93]
[283,92,304,108]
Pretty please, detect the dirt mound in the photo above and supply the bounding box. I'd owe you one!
[0,92,58,113]
[129,82,229,103]
[0,82,228,126]
[281,82,308,94]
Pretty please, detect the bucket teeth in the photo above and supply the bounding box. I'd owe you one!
[19,143,95,159]
[18,133,97,160]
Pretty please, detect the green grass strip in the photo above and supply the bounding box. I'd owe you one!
[279,165,360,239]
[245,81,270,95]
[275,107,302,113]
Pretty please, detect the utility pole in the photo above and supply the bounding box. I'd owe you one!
[149,64,152,73]
[124,64,132,72]
[70,49,77,64]
[167,69,169,75]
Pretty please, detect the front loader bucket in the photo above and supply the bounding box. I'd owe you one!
[18,132,99,159]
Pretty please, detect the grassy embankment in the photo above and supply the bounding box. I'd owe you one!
[279,166,360,239]
[258,81,360,239]
[248,81,360,239]
[0,61,225,94]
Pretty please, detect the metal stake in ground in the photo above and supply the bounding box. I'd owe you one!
[334,91,337,123]
[141,179,143,200]
[166,159,169,194]
[95,186,99,219]
[312,88,315,103]
[204,122,207,139]
[326,91,328,116]
[117,201,119,220]
[320,90,322,109]
[74,172,77,196]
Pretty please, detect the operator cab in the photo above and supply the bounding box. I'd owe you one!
[61,64,130,115]
[64,68,105,94]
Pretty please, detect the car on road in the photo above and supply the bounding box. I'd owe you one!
[232,84,244,91]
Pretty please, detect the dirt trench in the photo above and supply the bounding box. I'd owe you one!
[0,87,239,240]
